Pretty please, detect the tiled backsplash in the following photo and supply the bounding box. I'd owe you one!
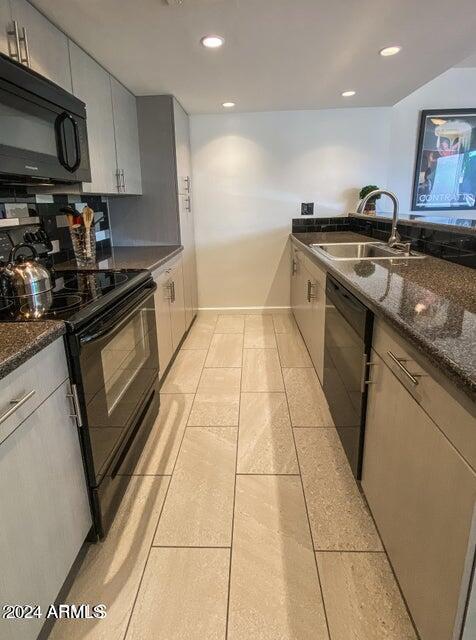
[292,215,476,269]
[0,190,111,266]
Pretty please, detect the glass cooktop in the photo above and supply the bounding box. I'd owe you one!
[0,269,150,327]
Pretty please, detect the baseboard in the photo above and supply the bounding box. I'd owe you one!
[197,306,291,315]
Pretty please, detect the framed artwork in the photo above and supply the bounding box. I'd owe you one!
[412,109,476,211]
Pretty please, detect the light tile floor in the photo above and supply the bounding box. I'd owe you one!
[51,313,417,640]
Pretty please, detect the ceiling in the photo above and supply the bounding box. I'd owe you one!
[32,0,476,114]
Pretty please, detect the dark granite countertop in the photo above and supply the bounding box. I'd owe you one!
[292,231,476,404]
[56,245,183,272]
[0,321,65,381]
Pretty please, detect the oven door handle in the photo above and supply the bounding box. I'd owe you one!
[79,287,155,345]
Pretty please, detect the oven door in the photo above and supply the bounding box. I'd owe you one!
[76,285,159,487]
[0,65,90,183]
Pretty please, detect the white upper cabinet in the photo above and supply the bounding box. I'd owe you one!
[0,1,12,57]
[10,0,72,91]
[174,97,192,195]
[69,41,117,194]
[111,76,142,195]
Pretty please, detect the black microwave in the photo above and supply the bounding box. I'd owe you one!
[0,53,91,185]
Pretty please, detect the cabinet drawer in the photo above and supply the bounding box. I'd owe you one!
[372,319,476,471]
[0,338,68,446]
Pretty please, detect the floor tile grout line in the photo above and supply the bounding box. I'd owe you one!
[276,317,333,640]
[121,319,205,640]
[292,425,337,429]
[186,424,238,428]
[151,545,232,549]
[289,414,333,640]
[315,549,386,553]
[118,473,172,477]
[225,330,243,640]
[236,472,301,476]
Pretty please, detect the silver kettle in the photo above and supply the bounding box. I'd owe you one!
[3,244,52,298]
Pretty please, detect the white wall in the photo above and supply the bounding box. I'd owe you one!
[190,108,390,310]
[388,66,476,216]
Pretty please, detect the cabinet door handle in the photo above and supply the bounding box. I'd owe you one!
[291,258,297,275]
[19,26,30,67]
[185,196,191,212]
[0,390,35,425]
[121,169,126,192]
[115,169,122,193]
[7,20,21,62]
[307,280,317,302]
[184,176,191,193]
[360,356,379,392]
[387,350,419,386]
[171,280,176,303]
[66,384,83,426]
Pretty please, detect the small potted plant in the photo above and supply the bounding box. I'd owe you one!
[359,185,380,215]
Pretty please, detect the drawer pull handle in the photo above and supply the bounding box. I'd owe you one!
[0,390,36,425]
[387,351,419,386]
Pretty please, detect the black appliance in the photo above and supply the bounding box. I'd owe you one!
[0,52,90,184]
[323,275,373,479]
[0,233,159,539]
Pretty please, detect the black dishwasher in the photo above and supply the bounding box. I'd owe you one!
[323,275,373,479]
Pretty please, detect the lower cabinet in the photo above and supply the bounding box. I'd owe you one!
[178,192,198,328]
[154,266,174,377]
[152,254,186,379]
[290,243,326,382]
[0,373,92,640]
[290,245,306,335]
[302,253,326,382]
[362,347,476,640]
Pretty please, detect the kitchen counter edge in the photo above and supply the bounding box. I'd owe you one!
[56,245,184,273]
[0,321,66,382]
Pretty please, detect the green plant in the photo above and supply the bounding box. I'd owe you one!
[359,185,381,201]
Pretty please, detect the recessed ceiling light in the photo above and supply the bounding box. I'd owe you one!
[380,45,401,57]
[200,35,224,49]
[222,102,235,108]
[342,90,356,97]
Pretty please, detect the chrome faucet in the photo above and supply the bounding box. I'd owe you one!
[358,189,409,252]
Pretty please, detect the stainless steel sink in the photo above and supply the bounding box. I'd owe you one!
[310,241,426,261]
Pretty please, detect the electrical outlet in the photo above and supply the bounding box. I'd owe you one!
[301,202,314,216]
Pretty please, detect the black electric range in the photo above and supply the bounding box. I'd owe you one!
[0,269,151,328]
[0,267,160,540]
